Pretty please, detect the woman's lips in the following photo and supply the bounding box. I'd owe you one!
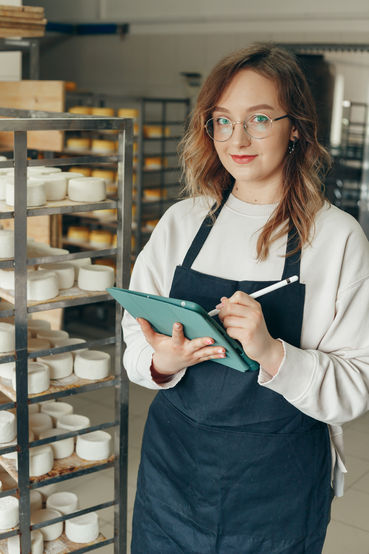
[231,154,257,164]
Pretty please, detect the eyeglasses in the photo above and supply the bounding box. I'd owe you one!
[205,113,289,142]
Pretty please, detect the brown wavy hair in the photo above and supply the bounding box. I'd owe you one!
[179,42,331,259]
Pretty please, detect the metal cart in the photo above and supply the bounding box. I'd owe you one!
[0,107,132,553]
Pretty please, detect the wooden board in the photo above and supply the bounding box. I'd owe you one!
[0,28,45,38]
[0,533,107,554]
[0,6,44,18]
[0,374,115,402]
[0,198,115,215]
[0,452,115,484]
[0,285,112,308]
[0,81,65,151]
[0,466,17,494]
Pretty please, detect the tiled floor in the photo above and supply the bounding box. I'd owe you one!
[70,383,369,553]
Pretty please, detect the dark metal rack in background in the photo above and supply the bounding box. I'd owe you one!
[0,108,132,553]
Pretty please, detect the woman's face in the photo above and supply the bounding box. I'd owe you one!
[212,69,298,203]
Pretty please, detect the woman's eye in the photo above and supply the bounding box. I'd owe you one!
[215,117,231,126]
[250,114,269,125]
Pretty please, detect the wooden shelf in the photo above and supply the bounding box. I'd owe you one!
[0,532,107,553]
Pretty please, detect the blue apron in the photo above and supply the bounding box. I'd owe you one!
[131,197,332,554]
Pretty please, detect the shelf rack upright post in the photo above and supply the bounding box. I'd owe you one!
[0,107,132,553]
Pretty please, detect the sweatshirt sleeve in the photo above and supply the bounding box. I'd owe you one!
[259,246,369,425]
[121,213,187,390]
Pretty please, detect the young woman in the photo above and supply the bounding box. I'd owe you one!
[123,43,369,553]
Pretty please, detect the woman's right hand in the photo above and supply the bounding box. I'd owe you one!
[137,318,226,376]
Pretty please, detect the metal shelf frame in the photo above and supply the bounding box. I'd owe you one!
[0,107,133,553]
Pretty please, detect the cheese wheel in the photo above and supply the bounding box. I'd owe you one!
[28,167,61,175]
[52,338,87,358]
[30,490,43,512]
[76,430,112,461]
[117,108,139,119]
[36,351,73,380]
[66,138,91,151]
[0,229,15,260]
[0,496,19,530]
[68,166,91,177]
[89,229,112,247]
[39,173,68,201]
[6,181,47,207]
[0,229,14,258]
[68,106,92,115]
[65,512,99,543]
[78,264,114,291]
[27,446,54,477]
[31,508,63,540]
[12,362,50,394]
[91,107,114,117]
[0,175,9,200]
[0,411,16,443]
[68,177,106,202]
[36,329,69,346]
[8,529,43,554]
[91,139,116,153]
[0,322,15,353]
[38,428,74,459]
[91,169,116,184]
[46,491,78,515]
[74,350,110,380]
[28,338,51,353]
[38,263,74,290]
[28,319,51,337]
[40,401,73,424]
[1,437,17,460]
[57,414,90,432]
[67,226,90,243]
[144,156,167,170]
[29,413,53,439]
[0,361,15,380]
[143,125,170,138]
[0,268,34,291]
[144,188,167,201]
[27,270,59,301]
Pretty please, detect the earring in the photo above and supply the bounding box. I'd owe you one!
[288,139,297,155]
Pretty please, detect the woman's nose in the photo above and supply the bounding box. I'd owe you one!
[230,121,252,146]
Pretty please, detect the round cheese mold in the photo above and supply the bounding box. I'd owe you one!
[8,529,43,554]
[29,413,53,439]
[0,322,15,353]
[29,403,39,415]
[6,180,47,207]
[36,329,69,347]
[0,411,16,443]
[38,263,74,290]
[57,414,90,432]
[46,491,78,515]
[68,177,106,202]
[40,173,68,201]
[76,430,112,461]
[37,351,73,380]
[0,496,19,530]
[26,446,54,477]
[0,361,15,380]
[30,490,43,512]
[28,318,51,337]
[31,508,63,541]
[78,264,115,291]
[65,511,99,543]
[40,401,73,425]
[0,268,34,291]
[39,427,74,459]
[74,350,111,380]
[0,229,14,258]
[68,256,91,280]
[28,338,51,353]
[27,270,59,301]
[11,361,50,395]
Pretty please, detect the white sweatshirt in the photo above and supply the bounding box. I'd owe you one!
[122,193,369,496]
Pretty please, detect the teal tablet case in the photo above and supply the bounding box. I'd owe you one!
[107,287,259,373]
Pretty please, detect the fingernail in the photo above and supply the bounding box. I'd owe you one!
[207,339,214,345]
[175,323,181,329]
[218,348,225,353]
[215,303,223,309]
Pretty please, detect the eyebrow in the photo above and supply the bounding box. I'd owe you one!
[213,104,275,112]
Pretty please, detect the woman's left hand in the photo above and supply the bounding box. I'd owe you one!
[217,291,284,375]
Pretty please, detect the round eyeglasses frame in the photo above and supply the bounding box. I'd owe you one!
[205,113,290,142]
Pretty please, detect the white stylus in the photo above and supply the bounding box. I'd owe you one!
[207,275,299,317]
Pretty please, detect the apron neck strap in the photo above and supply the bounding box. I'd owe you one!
[182,189,230,269]
[281,226,301,279]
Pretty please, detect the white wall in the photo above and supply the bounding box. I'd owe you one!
[0,0,22,81]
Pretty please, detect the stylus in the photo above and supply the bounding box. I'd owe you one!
[207,275,299,317]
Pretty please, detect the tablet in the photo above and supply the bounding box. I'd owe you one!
[108,287,259,373]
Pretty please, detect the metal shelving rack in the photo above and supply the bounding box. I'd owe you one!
[0,108,132,553]
[0,38,40,79]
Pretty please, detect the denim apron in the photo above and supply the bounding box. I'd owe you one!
[131,198,332,554]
